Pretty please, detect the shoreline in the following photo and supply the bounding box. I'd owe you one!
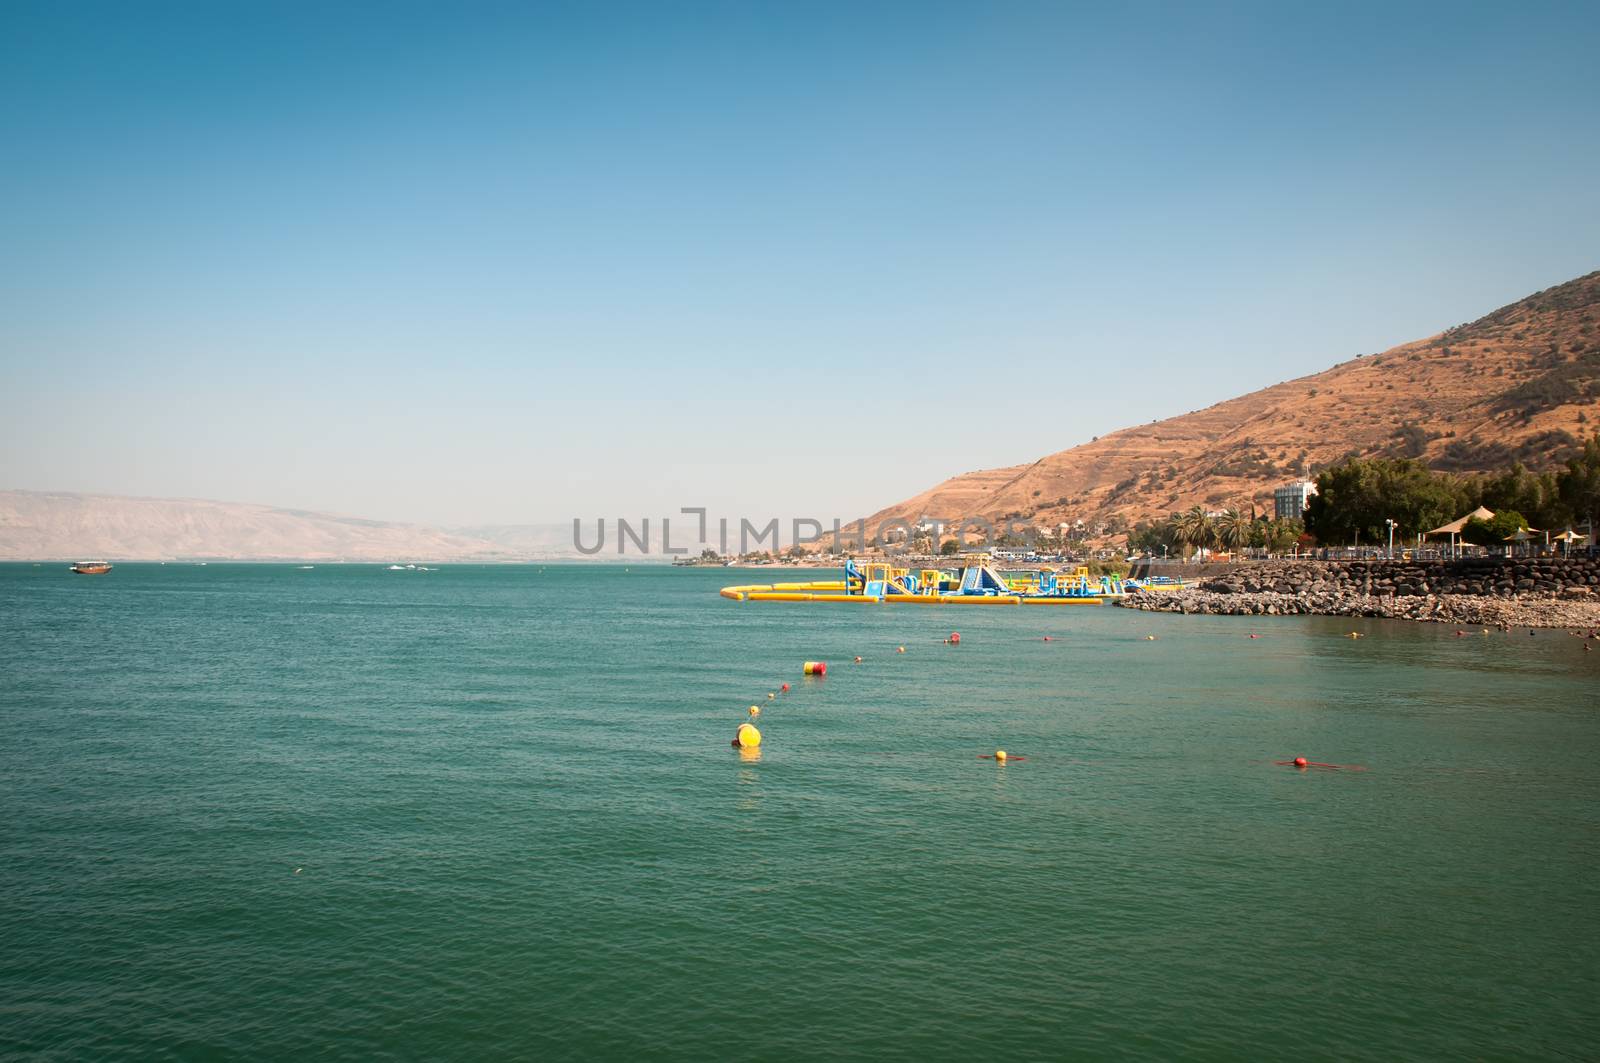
[1115,556,1600,628]
[1117,588,1600,629]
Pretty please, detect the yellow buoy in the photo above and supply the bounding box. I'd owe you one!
[748,705,760,717]
[994,750,1007,762]
[736,722,762,748]
[767,692,776,700]
[897,646,906,653]
[1145,635,1156,641]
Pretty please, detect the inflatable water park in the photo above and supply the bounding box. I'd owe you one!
[720,556,1186,605]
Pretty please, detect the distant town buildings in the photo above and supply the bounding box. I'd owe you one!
[1274,480,1317,520]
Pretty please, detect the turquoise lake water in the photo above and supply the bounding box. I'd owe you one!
[2,562,1597,1060]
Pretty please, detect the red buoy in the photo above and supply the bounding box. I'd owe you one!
[949,632,961,644]
[1274,757,1366,771]
[780,683,789,692]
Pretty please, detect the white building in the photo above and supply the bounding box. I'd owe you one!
[1274,481,1317,520]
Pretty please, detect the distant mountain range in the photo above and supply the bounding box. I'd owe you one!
[843,269,1600,540]
[0,492,582,561]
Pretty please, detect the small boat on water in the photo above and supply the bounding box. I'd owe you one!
[70,561,112,575]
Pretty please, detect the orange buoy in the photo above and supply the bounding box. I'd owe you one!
[803,661,827,676]
[1293,756,1308,768]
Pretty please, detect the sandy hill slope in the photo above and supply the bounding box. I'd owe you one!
[0,491,511,561]
[845,270,1600,540]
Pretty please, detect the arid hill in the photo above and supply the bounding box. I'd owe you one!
[843,270,1600,542]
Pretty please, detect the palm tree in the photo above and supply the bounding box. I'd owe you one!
[1217,508,1252,557]
[1164,511,1188,557]
[1173,506,1214,558]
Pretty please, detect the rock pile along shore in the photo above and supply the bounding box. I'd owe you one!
[1117,557,1600,629]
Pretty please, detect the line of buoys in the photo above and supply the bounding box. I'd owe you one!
[1275,756,1367,771]
[803,661,827,675]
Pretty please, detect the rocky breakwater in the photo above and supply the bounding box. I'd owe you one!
[1118,557,1600,628]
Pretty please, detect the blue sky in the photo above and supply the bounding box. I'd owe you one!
[2,1,1597,527]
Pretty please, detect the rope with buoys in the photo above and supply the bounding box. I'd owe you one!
[1275,757,1366,771]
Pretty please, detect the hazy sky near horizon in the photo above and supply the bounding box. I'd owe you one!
[3,1,1598,528]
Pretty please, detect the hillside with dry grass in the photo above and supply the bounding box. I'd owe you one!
[844,270,1600,541]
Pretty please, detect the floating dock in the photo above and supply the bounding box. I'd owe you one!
[720,557,1143,605]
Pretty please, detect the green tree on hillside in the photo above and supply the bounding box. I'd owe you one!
[1127,519,1177,556]
[1303,457,1470,546]
[1461,510,1528,547]
[1245,517,1303,554]
[1266,518,1306,554]
[1473,463,1568,530]
[1557,432,1600,535]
